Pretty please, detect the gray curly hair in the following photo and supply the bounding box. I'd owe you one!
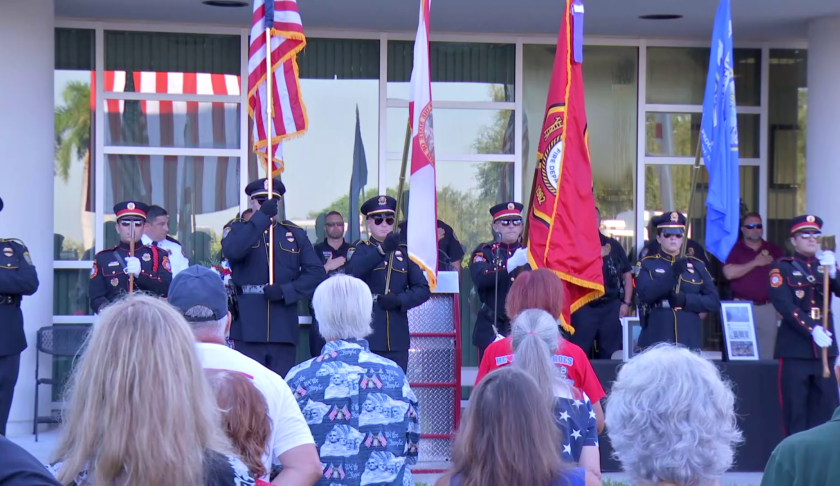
[605,344,743,486]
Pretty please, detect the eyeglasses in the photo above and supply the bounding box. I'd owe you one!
[797,232,822,240]
[369,216,395,226]
[743,223,763,230]
[325,222,344,228]
[660,233,684,240]
[119,220,143,227]
[498,219,523,227]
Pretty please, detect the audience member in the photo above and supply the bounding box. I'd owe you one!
[512,309,600,477]
[47,294,255,486]
[0,435,62,485]
[476,269,606,432]
[760,357,840,485]
[436,367,595,486]
[286,274,420,486]
[606,344,743,486]
[206,369,272,480]
[167,265,321,485]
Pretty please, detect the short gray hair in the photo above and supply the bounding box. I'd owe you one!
[184,305,227,337]
[605,344,743,486]
[313,275,373,342]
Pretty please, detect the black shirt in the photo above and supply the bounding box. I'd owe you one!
[598,233,632,301]
[0,435,62,486]
[313,239,352,275]
[397,220,465,271]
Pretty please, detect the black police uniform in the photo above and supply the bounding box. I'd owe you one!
[0,198,39,436]
[469,202,529,358]
[398,219,465,271]
[345,196,431,373]
[309,238,351,358]
[222,178,326,378]
[89,202,172,314]
[570,232,631,358]
[636,212,720,350]
[769,214,840,436]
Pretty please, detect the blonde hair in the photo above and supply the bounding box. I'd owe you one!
[52,294,231,486]
[510,309,572,407]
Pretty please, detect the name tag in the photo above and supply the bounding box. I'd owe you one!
[108,261,119,267]
[655,268,666,273]
[792,271,803,276]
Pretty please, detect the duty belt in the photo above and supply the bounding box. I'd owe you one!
[236,285,265,295]
[0,295,21,306]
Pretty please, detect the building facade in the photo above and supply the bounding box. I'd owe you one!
[2,0,840,435]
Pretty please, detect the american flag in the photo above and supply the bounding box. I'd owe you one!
[97,70,242,215]
[248,0,308,176]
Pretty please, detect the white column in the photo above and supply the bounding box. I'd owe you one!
[0,0,55,437]
[807,16,840,356]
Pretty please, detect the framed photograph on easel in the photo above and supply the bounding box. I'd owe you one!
[720,301,760,361]
[621,316,642,362]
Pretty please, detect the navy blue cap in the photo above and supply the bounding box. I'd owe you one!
[114,201,149,221]
[361,195,397,216]
[790,214,823,235]
[652,211,687,234]
[167,265,228,322]
[245,178,285,199]
[490,202,524,221]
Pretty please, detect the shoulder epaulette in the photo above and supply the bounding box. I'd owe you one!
[279,220,303,230]
[641,254,660,262]
[165,235,181,245]
[686,255,706,264]
[224,217,244,228]
[778,256,794,262]
[0,238,26,248]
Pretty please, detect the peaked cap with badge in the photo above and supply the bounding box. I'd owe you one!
[789,214,823,235]
[490,202,524,221]
[114,201,149,221]
[651,211,687,233]
[361,195,397,216]
[245,178,286,199]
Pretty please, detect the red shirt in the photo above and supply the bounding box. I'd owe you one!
[724,239,784,303]
[475,337,606,403]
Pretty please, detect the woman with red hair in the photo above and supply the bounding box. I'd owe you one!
[475,269,606,433]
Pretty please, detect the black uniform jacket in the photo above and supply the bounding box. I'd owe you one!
[769,252,840,359]
[0,239,39,356]
[345,237,431,352]
[89,241,171,313]
[469,241,530,349]
[636,250,719,349]
[221,211,326,345]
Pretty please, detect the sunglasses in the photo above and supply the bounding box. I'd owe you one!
[369,216,395,226]
[498,219,523,227]
[325,222,344,228]
[119,220,144,227]
[659,233,684,240]
[797,232,822,240]
[743,223,763,230]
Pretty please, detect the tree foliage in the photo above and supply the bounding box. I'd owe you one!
[55,81,91,182]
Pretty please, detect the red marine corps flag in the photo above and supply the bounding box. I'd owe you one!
[527,0,604,330]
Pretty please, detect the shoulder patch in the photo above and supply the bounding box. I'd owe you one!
[222,226,232,238]
[473,254,486,263]
[347,248,355,260]
[770,270,783,288]
[162,256,172,273]
[23,251,33,265]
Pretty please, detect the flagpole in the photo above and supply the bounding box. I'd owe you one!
[265,27,275,285]
[384,119,412,295]
[676,130,703,294]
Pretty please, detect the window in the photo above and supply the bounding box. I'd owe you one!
[645,113,760,158]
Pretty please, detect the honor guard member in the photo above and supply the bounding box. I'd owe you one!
[636,212,720,350]
[345,195,431,373]
[89,201,172,314]
[310,210,351,357]
[769,214,840,436]
[0,197,39,436]
[469,202,530,361]
[141,205,190,276]
[570,207,633,359]
[221,178,326,377]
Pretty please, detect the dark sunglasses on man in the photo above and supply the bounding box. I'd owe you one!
[797,232,822,240]
[743,223,763,230]
[368,216,395,226]
[498,218,523,227]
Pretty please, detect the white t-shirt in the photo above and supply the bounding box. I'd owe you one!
[141,234,190,276]
[195,342,315,478]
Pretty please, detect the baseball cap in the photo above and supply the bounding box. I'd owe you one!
[167,265,228,322]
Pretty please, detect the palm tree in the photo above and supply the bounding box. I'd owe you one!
[55,81,91,182]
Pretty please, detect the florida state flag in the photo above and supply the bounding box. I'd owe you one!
[527,0,604,331]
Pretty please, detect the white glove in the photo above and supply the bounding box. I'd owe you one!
[506,247,530,273]
[811,325,833,348]
[124,256,141,277]
[817,250,837,279]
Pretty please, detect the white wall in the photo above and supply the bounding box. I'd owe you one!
[0,0,55,437]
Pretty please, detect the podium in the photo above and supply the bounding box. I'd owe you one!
[407,270,461,469]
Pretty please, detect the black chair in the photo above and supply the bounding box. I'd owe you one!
[33,325,91,441]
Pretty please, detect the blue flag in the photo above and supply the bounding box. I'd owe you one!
[347,106,368,243]
[702,0,740,262]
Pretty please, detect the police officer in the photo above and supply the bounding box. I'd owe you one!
[221,178,326,377]
[0,197,39,435]
[636,211,720,350]
[770,214,840,436]
[345,195,431,372]
[469,202,530,360]
[310,210,351,357]
[570,207,633,359]
[639,215,711,268]
[399,219,465,271]
[90,201,172,313]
